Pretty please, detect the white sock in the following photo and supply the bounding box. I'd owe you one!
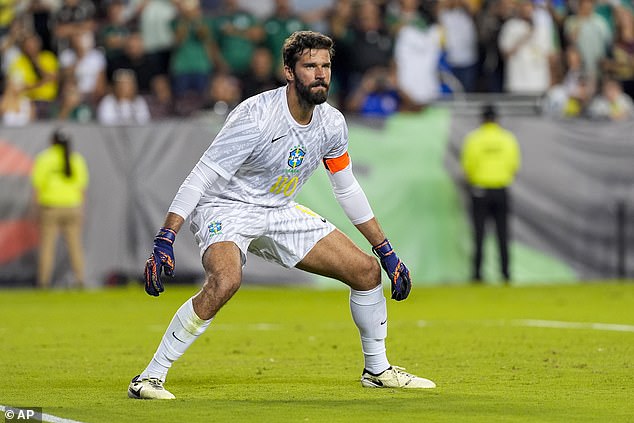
[140,298,212,381]
[350,284,390,375]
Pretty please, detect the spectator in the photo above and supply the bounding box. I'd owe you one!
[326,0,353,42]
[498,0,555,94]
[393,18,443,109]
[241,45,283,99]
[594,0,621,34]
[59,31,107,107]
[533,0,561,83]
[325,0,354,106]
[263,0,307,69]
[0,74,35,126]
[348,0,393,86]
[54,0,97,52]
[98,0,131,79]
[601,6,634,99]
[345,66,402,118]
[0,0,17,39]
[1,17,27,79]
[561,45,597,100]
[563,0,612,78]
[588,77,634,120]
[31,128,89,289]
[385,0,427,37]
[132,0,177,79]
[461,104,521,284]
[97,68,151,125]
[145,72,174,119]
[210,0,263,77]
[438,0,479,92]
[543,74,596,118]
[170,0,220,104]
[543,46,597,118]
[200,71,241,116]
[544,0,569,32]
[54,74,93,122]
[25,0,57,53]
[108,31,158,95]
[8,31,59,119]
[477,0,515,93]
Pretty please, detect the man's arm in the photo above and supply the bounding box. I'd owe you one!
[326,160,412,300]
[354,217,386,247]
[144,162,224,297]
[161,212,185,234]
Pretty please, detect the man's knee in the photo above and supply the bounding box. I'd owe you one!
[350,255,382,291]
[193,272,241,320]
[202,271,241,297]
[195,242,243,319]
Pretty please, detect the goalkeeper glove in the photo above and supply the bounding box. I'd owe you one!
[144,227,176,297]
[372,239,412,301]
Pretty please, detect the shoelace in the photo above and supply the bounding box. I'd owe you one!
[391,366,416,383]
[147,378,165,390]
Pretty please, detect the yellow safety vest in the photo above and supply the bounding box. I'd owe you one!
[461,122,521,188]
[31,145,89,207]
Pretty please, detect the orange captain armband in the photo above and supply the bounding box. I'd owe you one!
[323,152,351,174]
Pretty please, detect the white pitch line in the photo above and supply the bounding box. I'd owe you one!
[513,319,634,333]
[0,405,86,423]
[414,319,634,333]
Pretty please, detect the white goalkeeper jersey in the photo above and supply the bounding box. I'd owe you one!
[198,86,348,208]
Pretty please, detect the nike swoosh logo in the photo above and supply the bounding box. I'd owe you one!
[271,134,287,143]
[172,331,186,343]
[380,319,387,325]
[129,386,142,398]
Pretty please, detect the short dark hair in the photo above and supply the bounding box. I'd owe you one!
[482,104,497,121]
[282,31,334,71]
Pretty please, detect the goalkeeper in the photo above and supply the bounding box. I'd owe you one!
[128,31,436,400]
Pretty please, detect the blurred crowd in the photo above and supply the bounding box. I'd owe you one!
[1,0,634,126]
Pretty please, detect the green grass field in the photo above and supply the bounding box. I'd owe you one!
[1,283,633,423]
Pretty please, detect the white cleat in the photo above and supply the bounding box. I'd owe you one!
[361,366,436,389]
[127,375,176,399]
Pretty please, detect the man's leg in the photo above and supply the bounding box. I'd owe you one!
[130,242,242,399]
[492,189,510,282]
[296,229,435,388]
[470,191,487,282]
[296,229,389,373]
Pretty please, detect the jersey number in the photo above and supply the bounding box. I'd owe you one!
[270,176,299,196]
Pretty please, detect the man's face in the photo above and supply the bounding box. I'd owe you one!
[288,48,331,105]
[578,0,594,16]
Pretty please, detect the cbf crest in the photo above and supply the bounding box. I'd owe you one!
[208,222,222,236]
[287,145,306,173]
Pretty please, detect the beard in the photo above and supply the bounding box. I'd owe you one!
[294,77,329,106]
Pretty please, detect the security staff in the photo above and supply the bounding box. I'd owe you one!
[461,104,521,283]
[31,129,89,288]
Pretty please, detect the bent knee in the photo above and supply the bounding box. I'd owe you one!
[349,255,382,291]
[202,271,241,297]
[194,271,242,318]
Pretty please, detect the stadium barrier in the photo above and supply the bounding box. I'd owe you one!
[1,109,634,287]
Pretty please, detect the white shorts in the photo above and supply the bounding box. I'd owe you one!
[189,200,336,268]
